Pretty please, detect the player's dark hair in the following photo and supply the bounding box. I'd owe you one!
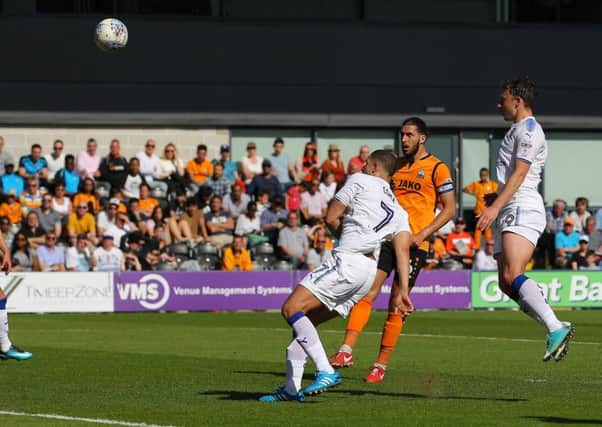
[31,143,42,151]
[502,77,537,108]
[575,196,589,207]
[401,117,428,137]
[369,149,397,177]
[197,144,207,152]
[479,167,489,174]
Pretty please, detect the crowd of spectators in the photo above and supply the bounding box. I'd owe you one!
[0,134,599,273]
[0,136,372,272]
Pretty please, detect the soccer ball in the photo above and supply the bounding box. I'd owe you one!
[95,18,128,52]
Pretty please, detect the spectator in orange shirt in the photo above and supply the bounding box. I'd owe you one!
[0,193,23,226]
[221,235,253,271]
[295,141,320,183]
[424,234,449,270]
[463,167,498,249]
[321,144,346,189]
[73,178,100,214]
[186,144,213,190]
[445,217,475,268]
[138,183,159,217]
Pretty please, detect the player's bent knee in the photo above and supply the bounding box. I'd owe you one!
[281,301,300,320]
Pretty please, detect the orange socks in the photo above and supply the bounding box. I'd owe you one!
[375,312,404,367]
[341,297,374,350]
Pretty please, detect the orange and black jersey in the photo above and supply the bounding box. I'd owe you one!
[391,154,453,251]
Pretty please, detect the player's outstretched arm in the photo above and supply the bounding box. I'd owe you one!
[324,199,346,239]
[392,230,413,317]
[477,160,529,231]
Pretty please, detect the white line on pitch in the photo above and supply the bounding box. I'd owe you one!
[236,327,601,346]
[0,410,180,427]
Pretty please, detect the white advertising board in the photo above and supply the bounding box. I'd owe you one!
[0,272,113,313]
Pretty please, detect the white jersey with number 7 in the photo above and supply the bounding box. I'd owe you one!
[334,173,410,255]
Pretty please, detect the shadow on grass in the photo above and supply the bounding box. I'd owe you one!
[331,389,527,402]
[235,370,314,380]
[199,388,527,403]
[523,416,602,425]
[198,390,317,403]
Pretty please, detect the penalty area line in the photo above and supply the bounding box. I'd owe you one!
[0,410,180,427]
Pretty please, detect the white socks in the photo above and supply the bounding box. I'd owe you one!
[285,339,306,394]
[288,313,334,374]
[339,344,353,354]
[0,308,12,353]
[515,277,563,333]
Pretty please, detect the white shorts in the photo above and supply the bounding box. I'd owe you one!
[299,250,377,318]
[494,191,545,254]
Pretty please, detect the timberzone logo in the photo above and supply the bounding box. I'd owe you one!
[2,276,24,298]
[116,273,170,310]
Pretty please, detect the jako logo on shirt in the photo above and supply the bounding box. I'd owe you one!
[116,273,170,310]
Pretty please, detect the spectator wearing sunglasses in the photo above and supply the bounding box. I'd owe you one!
[33,231,65,272]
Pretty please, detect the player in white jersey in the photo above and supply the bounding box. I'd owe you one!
[0,228,33,361]
[259,150,412,402]
[477,78,574,362]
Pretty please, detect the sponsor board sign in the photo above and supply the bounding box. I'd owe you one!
[114,271,295,312]
[472,271,602,308]
[114,270,471,312]
[373,270,471,310]
[0,272,113,313]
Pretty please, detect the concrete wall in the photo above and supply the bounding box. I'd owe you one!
[0,128,229,162]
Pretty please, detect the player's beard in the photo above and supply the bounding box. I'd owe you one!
[402,142,419,161]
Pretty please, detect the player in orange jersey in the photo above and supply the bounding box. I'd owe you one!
[330,117,456,383]
[463,167,498,249]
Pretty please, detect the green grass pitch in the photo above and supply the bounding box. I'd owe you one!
[1,310,601,426]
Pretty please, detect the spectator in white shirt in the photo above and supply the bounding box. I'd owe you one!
[235,201,261,238]
[318,170,337,202]
[97,198,120,236]
[241,141,263,184]
[123,157,146,199]
[136,139,168,194]
[91,235,123,272]
[568,196,591,233]
[158,143,187,194]
[65,234,94,272]
[473,240,497,271]
[300,179,327,226]
[44,139,66,184]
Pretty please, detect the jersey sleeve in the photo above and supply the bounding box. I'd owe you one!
[433,162,454,195]
[515,119,545,164]
[333,174,364,207]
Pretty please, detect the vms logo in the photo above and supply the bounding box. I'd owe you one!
[117,273,170,310]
